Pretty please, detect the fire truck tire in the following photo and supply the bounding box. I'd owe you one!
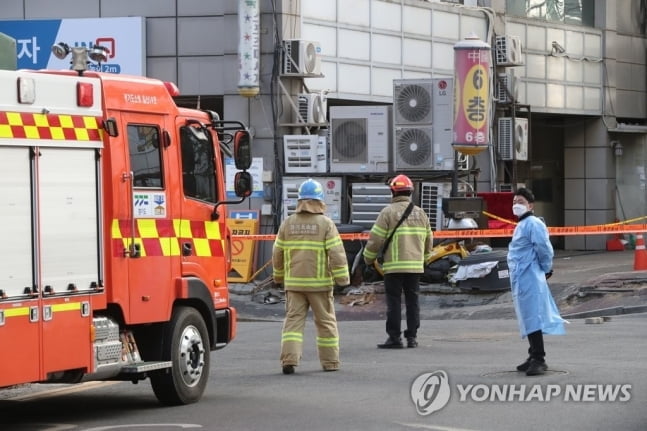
[151,306,211,405]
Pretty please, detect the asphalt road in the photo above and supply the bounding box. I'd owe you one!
[1,315,645,431]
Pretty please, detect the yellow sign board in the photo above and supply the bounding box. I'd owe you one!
[227,213,259,282]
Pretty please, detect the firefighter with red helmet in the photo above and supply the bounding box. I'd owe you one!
[273,179,350,374]
[363,174,433,349]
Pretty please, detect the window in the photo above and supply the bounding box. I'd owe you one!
[128,125,163,188]
[180,125,217,203]
[507,0,595,27]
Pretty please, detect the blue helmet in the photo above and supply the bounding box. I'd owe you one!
[298,179,324,201]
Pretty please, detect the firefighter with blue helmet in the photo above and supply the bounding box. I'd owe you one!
[273,178,350,374]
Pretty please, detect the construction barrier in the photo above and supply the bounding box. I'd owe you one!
[234,222,647,242]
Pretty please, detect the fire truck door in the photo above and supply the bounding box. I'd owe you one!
[0,146,40,387]
[177,124,229,309]
[123,117,173,323]
[38,147,97,377]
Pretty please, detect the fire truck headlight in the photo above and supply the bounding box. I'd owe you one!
[51,42,71,59]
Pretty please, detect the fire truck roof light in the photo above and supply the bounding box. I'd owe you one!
[164,81,180,97]
[17,77,35,104]
[77,82,94,107]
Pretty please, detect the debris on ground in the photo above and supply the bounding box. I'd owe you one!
[338,285,376,307]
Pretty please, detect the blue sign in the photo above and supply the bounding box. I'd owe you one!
[0,17,145,75]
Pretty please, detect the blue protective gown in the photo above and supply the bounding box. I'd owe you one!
[507,213,566,338]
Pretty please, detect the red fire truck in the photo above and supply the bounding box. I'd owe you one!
[0,44,253,405]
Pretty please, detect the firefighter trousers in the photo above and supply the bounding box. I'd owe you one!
[280,289,340,370]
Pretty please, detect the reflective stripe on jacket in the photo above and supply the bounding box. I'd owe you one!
[363,195,433,274]
[273,199,350,291]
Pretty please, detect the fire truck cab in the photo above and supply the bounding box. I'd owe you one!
[0,46,252,405]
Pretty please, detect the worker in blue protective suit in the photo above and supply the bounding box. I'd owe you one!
[507,188,566,376]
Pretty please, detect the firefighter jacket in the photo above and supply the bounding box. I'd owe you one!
[273,199,350,291]
[363,195,433,274]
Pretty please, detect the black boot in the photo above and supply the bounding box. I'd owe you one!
[377,337,404,349]
[525,330,547,376]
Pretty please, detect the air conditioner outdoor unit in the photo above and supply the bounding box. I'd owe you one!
[329,105,391,173]
[498,117,529,161]
[296,92,327,124]
[283,134,327,173]
[282,176,342,223]
[394,126,433,170]
[282,39,322,76]
[495,70,518,103]
[393,79,434,125]
[495,35,523,67]
[420,182,452,231]
[350,182,392,229]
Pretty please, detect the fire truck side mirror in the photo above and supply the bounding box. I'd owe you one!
[234,171,253,198]
[233,130,252,170]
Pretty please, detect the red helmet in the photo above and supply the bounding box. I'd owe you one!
[389,174,414,192]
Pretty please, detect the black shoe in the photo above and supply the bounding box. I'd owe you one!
[282,365,295,375]
[377,337,404,349]
[525,359,548,376]
[407,337,418,348]
[516,357,532,372]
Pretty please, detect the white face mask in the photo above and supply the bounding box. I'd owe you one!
[512,204,528,217]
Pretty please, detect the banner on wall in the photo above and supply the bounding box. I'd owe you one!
[0,17,145,75]
[452,33,491,156]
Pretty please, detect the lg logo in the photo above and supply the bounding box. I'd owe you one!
[410,370,451,415]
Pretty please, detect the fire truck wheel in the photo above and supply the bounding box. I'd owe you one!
[151,306,211,405]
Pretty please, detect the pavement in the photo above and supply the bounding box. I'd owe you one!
[230,249,647,322]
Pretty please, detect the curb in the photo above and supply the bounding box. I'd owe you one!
[562,305,647,319]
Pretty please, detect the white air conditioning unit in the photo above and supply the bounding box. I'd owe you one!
[283,134,327,173]
[420,182,469,230]
[394,126,433,170]
[393,79,433,125]
[495,35,523,67]
[329,105,391,173]
[495,70,518,103]
[282,39,322,76]
[296,92,327,124]
[498,117,529,161]
[350,182,392,229]
[282,176,342,223]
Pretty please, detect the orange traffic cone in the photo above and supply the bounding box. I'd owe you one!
[634,233,647,270]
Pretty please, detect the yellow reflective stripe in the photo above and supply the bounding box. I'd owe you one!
[283,280,333,288]
[111,219,123,239]
[75,127,89,140]
[25,125,39,139]
[316,337,339,347]
[371,225,388,237]
[331,267,348,278]
[159,237,181,256]
[59,115,74,128]
[7,112,22,125]
[282,332,303,343]
[205,221,221,239]
[83,116,99,129]
[174,219,192,238]
[193,238,211,256]
[3,307,30,317]
[325,237,343,248]
[137,219,159,238]
[52,302,81,312]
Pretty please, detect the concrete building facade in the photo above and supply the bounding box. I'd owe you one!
[1,0,645,257]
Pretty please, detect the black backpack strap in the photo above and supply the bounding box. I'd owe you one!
[378,202,414,262]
